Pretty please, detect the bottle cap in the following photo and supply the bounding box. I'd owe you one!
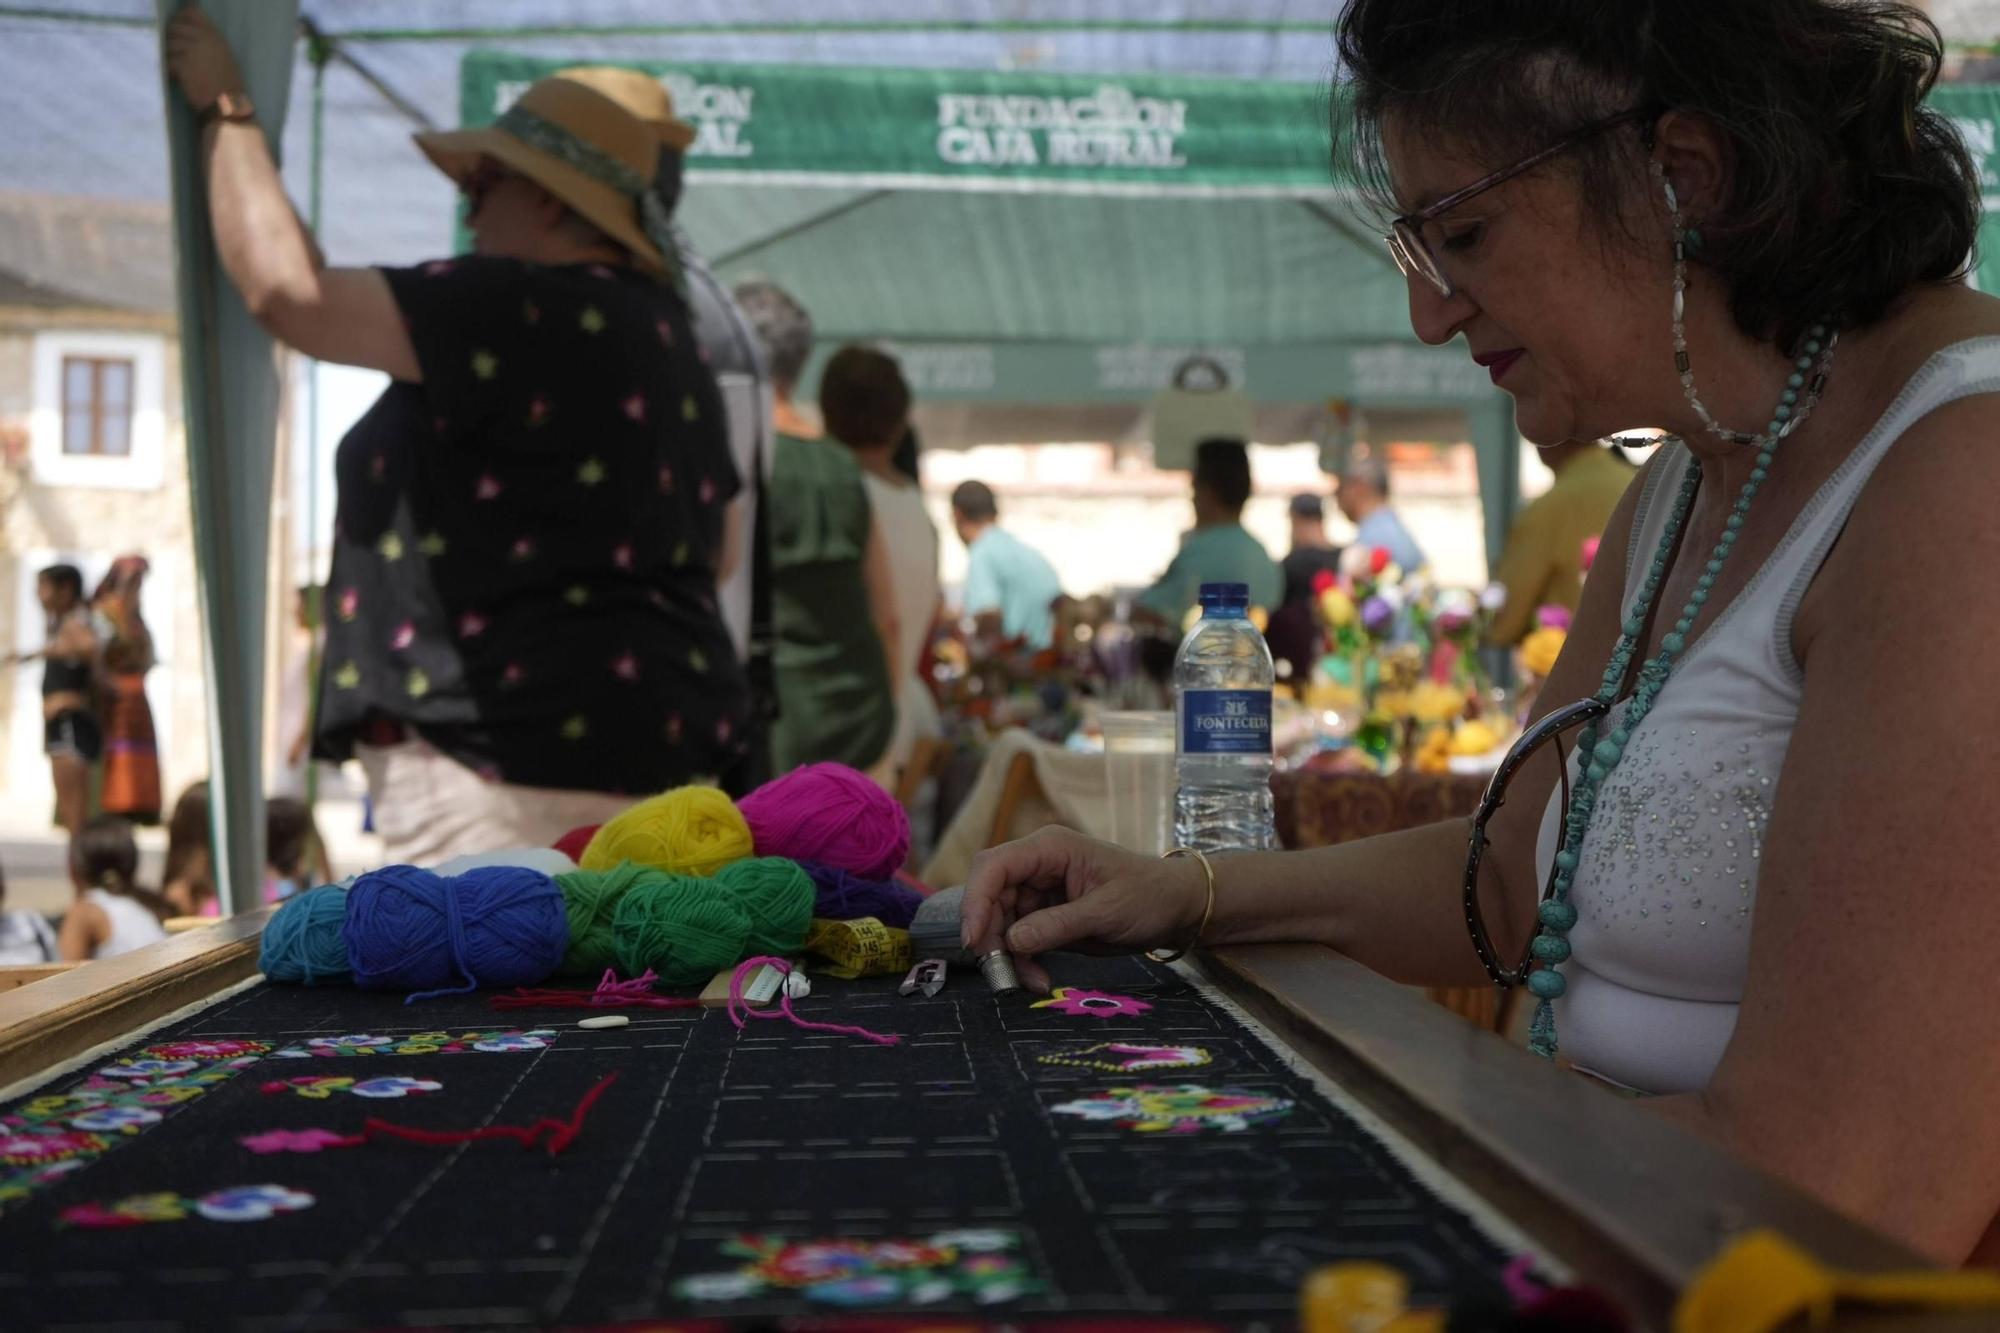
[1198,582,1250,611]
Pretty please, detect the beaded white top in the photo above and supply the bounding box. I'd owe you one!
[1536,338,2000,1093]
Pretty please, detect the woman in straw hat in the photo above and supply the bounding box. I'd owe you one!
[166,11,753,863]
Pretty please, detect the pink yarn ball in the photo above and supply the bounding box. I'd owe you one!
[738,763,910,881]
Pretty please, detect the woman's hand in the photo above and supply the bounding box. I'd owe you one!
[959,827,1206,992]
[164,6,247,113]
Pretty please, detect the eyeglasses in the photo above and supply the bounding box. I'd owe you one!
[1460,695,1612,988]
[461,159,517,216]
[1386,104,1659,300]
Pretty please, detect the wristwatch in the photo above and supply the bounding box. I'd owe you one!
[198,90,256,127]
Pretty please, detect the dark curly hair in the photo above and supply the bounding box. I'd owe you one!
[1333,0,1980,351]
[819,344,912,451]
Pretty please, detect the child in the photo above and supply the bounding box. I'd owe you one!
[160,782,216,917]
[263,796,315,903]
[0,862,58,965]
[58,816,169,961]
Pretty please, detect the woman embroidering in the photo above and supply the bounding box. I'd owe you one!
[165,12,751,862]
[965,0,2000,1264]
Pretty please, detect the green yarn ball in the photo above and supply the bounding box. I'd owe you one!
[713,857,815,955]
[555,862,661,977]
[610,871,752,986]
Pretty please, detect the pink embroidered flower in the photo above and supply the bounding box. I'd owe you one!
[526,394,552,427]
[1029,987,1153,1019]
[510,536,537,562]
[456,612,487,640]
[501,663,526,688]
[60,1202,149,1229]
[611,652,640,682]
[621,393,647,423]
[337,588,360,621]
[240,1128,356,1156]
[0,1130,105,1165]
[474,473,503,501]
[147,1040,264,1061]
[422,260,454,277]
[657,464,675,494]
[715,716,733,743]
[655,319,675,348]
[698,476,717,505]
[389,621,416,651]
[611,542,634,571]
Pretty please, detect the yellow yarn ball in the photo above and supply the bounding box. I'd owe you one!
[580,785,755,878]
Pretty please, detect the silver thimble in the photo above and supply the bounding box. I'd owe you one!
[977,950,1022,994]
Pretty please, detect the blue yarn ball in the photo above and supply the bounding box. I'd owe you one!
[342,864,569,1003]
[260,883,353,985]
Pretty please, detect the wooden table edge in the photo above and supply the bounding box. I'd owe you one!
[0,907,274,1090]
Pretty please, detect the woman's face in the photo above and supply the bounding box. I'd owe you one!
[1383,116,1670,445]
[463,160,553,261]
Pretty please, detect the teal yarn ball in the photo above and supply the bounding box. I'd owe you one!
[714,857,815,955]
[611,872,752,986]
[555,862,663,977]
[260,883,352,985]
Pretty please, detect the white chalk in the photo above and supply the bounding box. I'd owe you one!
[577,1015,630,1030]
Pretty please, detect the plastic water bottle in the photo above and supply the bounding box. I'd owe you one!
[1173,582,1278,852]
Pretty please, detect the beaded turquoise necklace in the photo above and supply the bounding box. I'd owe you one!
[1523,165,1839,1059]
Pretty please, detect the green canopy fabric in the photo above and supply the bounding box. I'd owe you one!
[157,0,300,913]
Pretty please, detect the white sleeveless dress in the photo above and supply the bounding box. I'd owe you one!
[1536,338,2000,1094]
[84,887,166,959]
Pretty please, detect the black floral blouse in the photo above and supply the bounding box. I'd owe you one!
[312,256,752,796]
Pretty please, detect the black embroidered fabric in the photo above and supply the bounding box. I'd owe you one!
[0,957,1514,1329]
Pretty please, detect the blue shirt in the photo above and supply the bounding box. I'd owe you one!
[964,526,1064,649]
[1355,507,1427,575]
[1138,524,1283,623]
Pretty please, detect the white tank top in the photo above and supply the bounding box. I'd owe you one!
[1536,337,2000,1093]
[84,887,166,959]
[861,471,943,771]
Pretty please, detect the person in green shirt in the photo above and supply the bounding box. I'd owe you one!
[1137,439,1282,624]
[735,281,896,774]
[951,481,1064,649]
[1486,440,1636,647]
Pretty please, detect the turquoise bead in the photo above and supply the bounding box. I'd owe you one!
[1788,372,1804,389]
[1720,530,1737,545]
[1623,616,1644,637]
[1806,339,1822,355]
[1706,559,1722,574]
[1796,355,1813,370]
[1750,468,1767,482]
[1780,388,1798,405]
[1539,900,1578,931]
[1585,762,1609,784]
[1690,588,1708,606]
[1673,618,1693,636]
[1726,514,1743,530]
[1592,738,1623,765]
[1609,727,1629,746]
[1662,631,1685,653]
[1531,933,1572,964]
[1774,404,1791,420]
[1554,849,1579,873]
[1527,969,1568,1000]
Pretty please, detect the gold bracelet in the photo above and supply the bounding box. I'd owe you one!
[1146,846,1216,964]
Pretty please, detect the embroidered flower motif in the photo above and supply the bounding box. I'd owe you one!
[671,541,690,568]
[348,1077,441,1100]
[510,536,537,562]
[470,1032,552,1053]
[698,476,717,505]
[148,1039,266,1061]
[578,457,607,487]
[389,621,416,651]
[239,1128,355,1155]
[308,1034,391,1050]
[715,716,732,743]
[1048,1084,1294,1134]
[69,1106,162,1134]
[406,668,431,699]
[682,394,698,422]
[377,532,404,562]
[679,1272,762,1301]
[611,652,640,682]
[526,394,553,428]
[0,1130,106,1165]
[565,585,590,607]
[474,473,503,501]
[611,542,634,571]
[457,611,488,639]
[579,306,606,334]
[687,647,709,674]
[337,587,359,621]
[423,260,455,277]
[621,393,647,423]
[561,715,589,742]
[1037,1042,1212,1074]
[62,1191,186,1228]
[932,1229,1016,1253]
[193,1184,316,1222]
[501,663,526,688]
[97,1059,200,1081]
[1029,988,1153,1019]
[471,350,498,380]
[333,661,361,690]
[658,464,675,493]
[418,531,448,558]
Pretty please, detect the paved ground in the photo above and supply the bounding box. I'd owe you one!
[0,794,383,920]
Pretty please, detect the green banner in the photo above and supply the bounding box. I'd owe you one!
[1929,85,2000,293]
[462,52,1342,194]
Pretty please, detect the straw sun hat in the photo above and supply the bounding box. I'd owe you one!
[554,65,698,147]
[414,75,681,274]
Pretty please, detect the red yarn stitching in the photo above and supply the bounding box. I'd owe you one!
[360,1071,618,1155]
[726,956,901,1046]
